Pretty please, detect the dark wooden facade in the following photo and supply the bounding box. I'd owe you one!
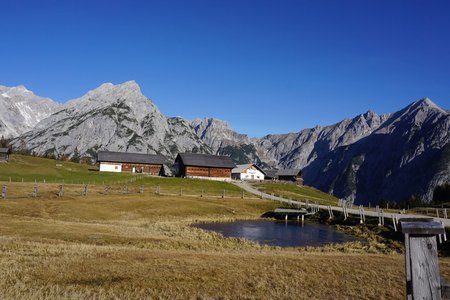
[184,166,232,178]
[121,163,163,175]
[276,169,304,185]
[174,153,235,179]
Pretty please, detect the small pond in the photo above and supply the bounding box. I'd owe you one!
[193,220,362,247]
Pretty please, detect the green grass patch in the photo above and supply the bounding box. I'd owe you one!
[0,155,245,198]
[0,155,134,184]
[252,182,338,206]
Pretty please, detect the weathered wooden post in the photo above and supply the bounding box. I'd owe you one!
[241,191,244,199]
[140,185,144,194]
[105,185,110,194]
[2,185,6,199]
[123,185,128,194]
[222,189,225,199]
[58,184,64,197]
[400,218,448,300]
[201,189,204,197]
[392,214,397,232]
[32,184,38,198]
[82,184,88,196]
[179,187,183,196]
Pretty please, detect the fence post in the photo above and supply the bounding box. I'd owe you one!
[59,184,64,197]
[400,218,446,300]
[123,185,128,194]
[32,184,38,198]
[82,184,88,196]
[241,191,244,199]
[222,190,225,199]
[105,185,110,194]
[140,185,144,194]
[1,185,6,199]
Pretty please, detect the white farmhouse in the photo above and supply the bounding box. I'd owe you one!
[231,164,265,181]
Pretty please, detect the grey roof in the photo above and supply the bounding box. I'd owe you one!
[0,148,9,154]
[275,169,302,176]
[264,169,278,178]
[232,164,266,175]
[177,153,236,168]
[97,151,166,165]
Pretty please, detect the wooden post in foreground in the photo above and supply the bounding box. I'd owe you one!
[400,218,448,300]
[1,185,6,199]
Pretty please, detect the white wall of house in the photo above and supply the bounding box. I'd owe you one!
[99,162,122,172]
[234,166,265,181]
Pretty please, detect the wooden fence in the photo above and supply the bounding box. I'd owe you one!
[0,182,262,201]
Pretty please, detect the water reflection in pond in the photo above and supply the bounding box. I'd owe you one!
[193,220,362,247]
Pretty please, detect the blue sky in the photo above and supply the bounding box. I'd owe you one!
[1,0,450,137]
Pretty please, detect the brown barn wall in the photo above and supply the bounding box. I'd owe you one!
[121,163,162,175]
[185,166,231,178]
[209,168,231,178]
[185,166,210,177]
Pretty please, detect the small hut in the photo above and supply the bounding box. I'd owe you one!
[0,148,10,162]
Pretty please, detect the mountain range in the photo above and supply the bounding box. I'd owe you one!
[1,80,449,204]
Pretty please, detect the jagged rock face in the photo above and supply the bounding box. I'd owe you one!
[255,110,390,169]
[304,99,450,204]
[13,81,210,159]
[0,85,61,138]
[190,118,272,167]
[190,118,252,152]
[190,100,449,203]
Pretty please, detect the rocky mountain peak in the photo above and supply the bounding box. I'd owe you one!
[407,98,446,114]
[0,85,61,137]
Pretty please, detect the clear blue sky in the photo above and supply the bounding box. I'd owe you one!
[1,0,450,137]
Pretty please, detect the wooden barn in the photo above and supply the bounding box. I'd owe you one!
[263,169,278,180]
[276,169,303,184]
[0,148,9,162]
[232,164,266,181]
[174,153,235,180]
[97,150,166,175]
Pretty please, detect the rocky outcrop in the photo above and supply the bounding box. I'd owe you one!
[0,85,61,138]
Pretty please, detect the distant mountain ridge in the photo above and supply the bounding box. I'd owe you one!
[0,85,61,138]
[2,81,449,203]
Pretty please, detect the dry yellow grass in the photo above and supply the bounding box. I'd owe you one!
[0,187,449,299]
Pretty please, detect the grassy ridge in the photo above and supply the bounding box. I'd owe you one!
[0,155,134,183]
[253,182,339,205]
[0,155,244,197]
